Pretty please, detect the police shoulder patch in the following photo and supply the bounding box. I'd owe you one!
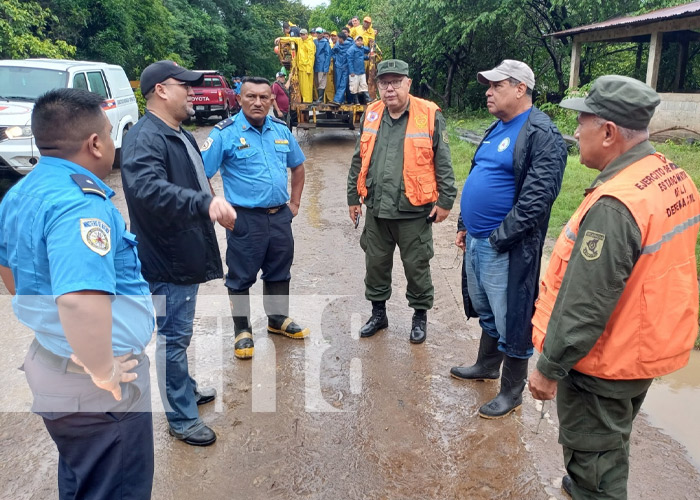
[270,116,286,125]
[214,117,234,130]
[80,218,111,256]
[442,130,449,144]
[201,137,214,152]
[70,174,106,199]
[580,230,605,261]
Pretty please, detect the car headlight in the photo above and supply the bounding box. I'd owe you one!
[5,126,33,139]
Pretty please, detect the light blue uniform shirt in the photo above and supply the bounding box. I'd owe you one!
[0,157,154,357]
[202,113,305,208]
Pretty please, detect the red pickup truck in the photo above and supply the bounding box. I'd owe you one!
[191,71,239,120]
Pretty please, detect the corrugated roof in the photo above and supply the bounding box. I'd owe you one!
[549,2,700,38]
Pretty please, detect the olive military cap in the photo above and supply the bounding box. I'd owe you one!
[377,59,409,78]
[559,75,660,130]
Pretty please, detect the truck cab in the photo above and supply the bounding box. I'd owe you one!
[191,71,239,121]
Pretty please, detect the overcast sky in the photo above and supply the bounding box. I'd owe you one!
[300,0,328,8]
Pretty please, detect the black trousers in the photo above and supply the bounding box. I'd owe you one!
[225,205,295,292]
[23,341,154,500]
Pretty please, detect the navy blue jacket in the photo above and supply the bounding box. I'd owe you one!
[459,107,567,357]
[120,111,223,285]
[314,38,331,72]
[331,40,351,74]
[347,44,369,75]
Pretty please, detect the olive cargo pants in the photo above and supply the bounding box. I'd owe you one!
[557,371,652,499]
[360,213,434,310]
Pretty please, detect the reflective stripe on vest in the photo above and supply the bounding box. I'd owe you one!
[532,153,700,379]
[357,97,440,206]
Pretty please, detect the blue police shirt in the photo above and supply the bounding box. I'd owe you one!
[201,113,306,208]
[0,157,154,358]
[460,108,531,238]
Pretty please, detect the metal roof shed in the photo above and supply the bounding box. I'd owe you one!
[549,2,700,137]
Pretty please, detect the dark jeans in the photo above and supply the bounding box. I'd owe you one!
[150,281,204,437]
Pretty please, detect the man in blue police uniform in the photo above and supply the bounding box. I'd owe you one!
[0,88,154,499]
[121,60,237,447]
[202,76,308,360]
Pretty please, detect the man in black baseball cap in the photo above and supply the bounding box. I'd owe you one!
[121,59,236,447]
[139,60,204,97]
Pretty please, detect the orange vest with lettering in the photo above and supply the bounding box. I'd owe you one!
[357,97,439,206]
[532,153,700,379]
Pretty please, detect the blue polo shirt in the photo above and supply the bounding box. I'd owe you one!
[202,113,306,208]
[0,157,154,357]
[461,108,531,237]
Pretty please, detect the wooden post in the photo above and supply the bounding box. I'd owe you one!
[646,31,663,89]
[569,39,581,89]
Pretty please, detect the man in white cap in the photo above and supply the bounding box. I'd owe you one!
[450,60,567,419]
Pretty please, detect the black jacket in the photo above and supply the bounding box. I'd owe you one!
[120,111,223,285]
[459,107,567,357]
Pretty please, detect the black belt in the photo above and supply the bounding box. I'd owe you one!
[31,339,144,375]
[234,204,286,215]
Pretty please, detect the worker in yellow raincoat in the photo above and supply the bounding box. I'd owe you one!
[325,31,336,103]
[296,28,316,103]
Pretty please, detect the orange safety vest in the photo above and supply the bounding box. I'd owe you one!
[533,153,700,379]
[357,97,440,207]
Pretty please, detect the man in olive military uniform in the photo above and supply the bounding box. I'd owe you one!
[529,75,700,499]
[347,59,457,344]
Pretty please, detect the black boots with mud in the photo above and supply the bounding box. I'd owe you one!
[478,356,529,419]
[450,331,504,380]
[409,309,427,344]
[360,300,388,337]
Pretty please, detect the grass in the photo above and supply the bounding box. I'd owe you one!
[446,112,700,348]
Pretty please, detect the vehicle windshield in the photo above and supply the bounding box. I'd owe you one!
[0,67,68,101]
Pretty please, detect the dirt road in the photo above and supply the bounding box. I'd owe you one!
[1,125,699,499]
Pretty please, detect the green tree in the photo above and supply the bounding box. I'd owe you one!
[0,0,75,59]
[39,0,176,78]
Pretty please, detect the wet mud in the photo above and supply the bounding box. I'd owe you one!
[1,125,699,499]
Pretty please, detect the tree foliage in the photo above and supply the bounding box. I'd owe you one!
[0,0,75,59]
[3,0,696,103]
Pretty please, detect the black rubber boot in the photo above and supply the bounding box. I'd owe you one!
[228,288,254,359]
[478,356,529,419]
[264,281,309,338]
[409,309,427,344]
[359,301,388,337]
[562,475,572,497]
[450,331,503,380]
[352,93,359,104]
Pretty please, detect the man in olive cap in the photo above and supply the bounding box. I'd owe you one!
[451,59,567,420]
[529,75,700,499]
[347,59,457,344]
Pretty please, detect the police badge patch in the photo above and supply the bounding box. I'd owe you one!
[580,230,605,261]
[201,137,213,152]
[80,218,111,256]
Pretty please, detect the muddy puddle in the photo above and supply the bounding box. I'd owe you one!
[643,349,700,469]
